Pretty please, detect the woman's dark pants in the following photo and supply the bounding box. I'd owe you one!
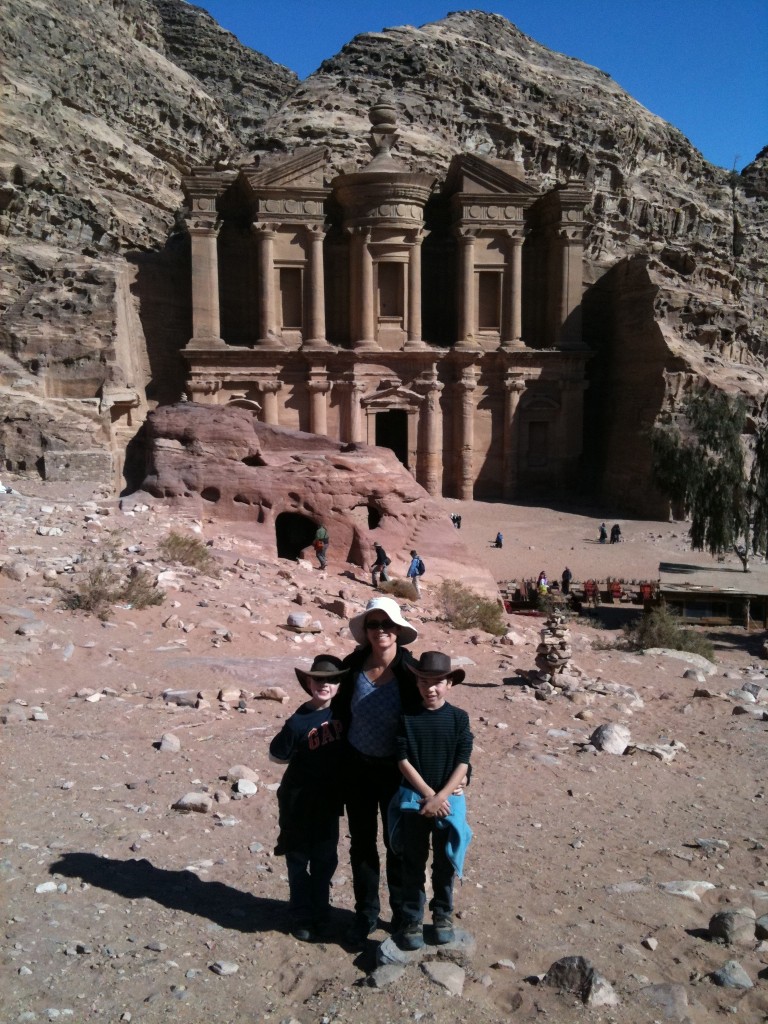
[344,749,403,927]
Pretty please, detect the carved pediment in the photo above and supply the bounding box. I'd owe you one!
[241,148,328,192]
[361,383,425,408]
[445,154,539,198]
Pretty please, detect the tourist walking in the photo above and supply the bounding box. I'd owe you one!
[406,550,425,597]
[598,522,607,544]
[333,598,420,947]
[314,524,329,568]
[561,566,572,595]
[610,523,622,544]
[370,542,391,588]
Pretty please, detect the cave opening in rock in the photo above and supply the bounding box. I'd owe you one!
[275,511,319,560]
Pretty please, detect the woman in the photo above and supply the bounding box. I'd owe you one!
[334,596,419,947]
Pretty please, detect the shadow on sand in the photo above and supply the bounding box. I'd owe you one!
[50,852,288,934]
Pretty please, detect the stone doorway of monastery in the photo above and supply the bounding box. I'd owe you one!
[275,511,318,561]
[375,410,409,469]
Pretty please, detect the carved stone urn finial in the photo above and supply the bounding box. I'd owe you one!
[368,95,398,161]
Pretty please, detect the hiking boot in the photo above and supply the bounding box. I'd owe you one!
[432,913,454,945]
[397,920,424,951]
[291,922,313,942]
[344,915,376,949]
[390,910,404,935]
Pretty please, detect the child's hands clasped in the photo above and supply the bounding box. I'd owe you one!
[419,792,450,818]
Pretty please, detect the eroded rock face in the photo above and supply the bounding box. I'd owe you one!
[1,3,766,505]
[137,403,497,596]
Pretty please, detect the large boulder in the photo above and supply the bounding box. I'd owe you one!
[135,402,498,597]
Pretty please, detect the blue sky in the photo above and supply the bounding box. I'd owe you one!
[192,1,767,171]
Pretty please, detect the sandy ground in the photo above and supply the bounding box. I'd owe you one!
[1,480,767,1024]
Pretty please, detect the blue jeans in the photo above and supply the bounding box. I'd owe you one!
[398,812,455,924]
[284,826,339,926]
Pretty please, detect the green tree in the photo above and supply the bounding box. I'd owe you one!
[650,392,768,572]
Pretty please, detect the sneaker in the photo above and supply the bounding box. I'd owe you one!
[432,913,454,945]
[291,922,313,942]
[344,915,375,949]
[397,920,424,951]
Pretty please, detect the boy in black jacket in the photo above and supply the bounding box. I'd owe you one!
[270,655,347,941]
[391,651,473,950]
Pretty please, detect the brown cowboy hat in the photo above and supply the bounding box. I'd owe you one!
[412,650,465,685]
[294,654,349,695]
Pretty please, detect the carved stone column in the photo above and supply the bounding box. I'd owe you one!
[188,379,222,403]
[456,229,479,349]
[336,380,365,442]
[418,375,444,495]
[187,220,223,345]
[456,369,478,499]
[252,223,284,349]
[303,224,329,349]
[502,376,526,499]
[405,229,427,350]
[348,382,366,442]
[259,380,282,424]
[558,228,583,348]
[353,227,378,350]
[501,230,525,350]
[307,380,331,436]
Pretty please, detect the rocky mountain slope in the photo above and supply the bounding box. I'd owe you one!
[1,0,766,506]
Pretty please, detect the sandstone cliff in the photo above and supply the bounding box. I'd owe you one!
[1,1,766,510]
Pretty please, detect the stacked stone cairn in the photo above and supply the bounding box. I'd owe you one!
[534,612,573,696]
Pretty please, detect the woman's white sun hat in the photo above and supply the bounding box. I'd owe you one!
[349,596,418,646]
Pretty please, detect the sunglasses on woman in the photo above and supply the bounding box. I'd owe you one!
[365,618,397,631]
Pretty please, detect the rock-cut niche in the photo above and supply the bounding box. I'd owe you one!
[275,511,318,560]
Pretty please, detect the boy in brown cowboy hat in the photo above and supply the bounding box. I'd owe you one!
[389,651,473,950]
[270,654,348,941]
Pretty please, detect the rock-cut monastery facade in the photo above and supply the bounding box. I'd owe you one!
[181,99,590,501]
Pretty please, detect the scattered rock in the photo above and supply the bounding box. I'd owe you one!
[210,961,239,976]
[637,982,689,1021]
[543,955,618,1006]
[367,964,406,988]
[709,959,753,988]
[658,880,716,902]
[172,793,213,813]
[227,765,259,784]
[421,961,465,996]
[257,687,289,703]
[708,907,756,945]
[158,732,181,753]
[589,722,631,754]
